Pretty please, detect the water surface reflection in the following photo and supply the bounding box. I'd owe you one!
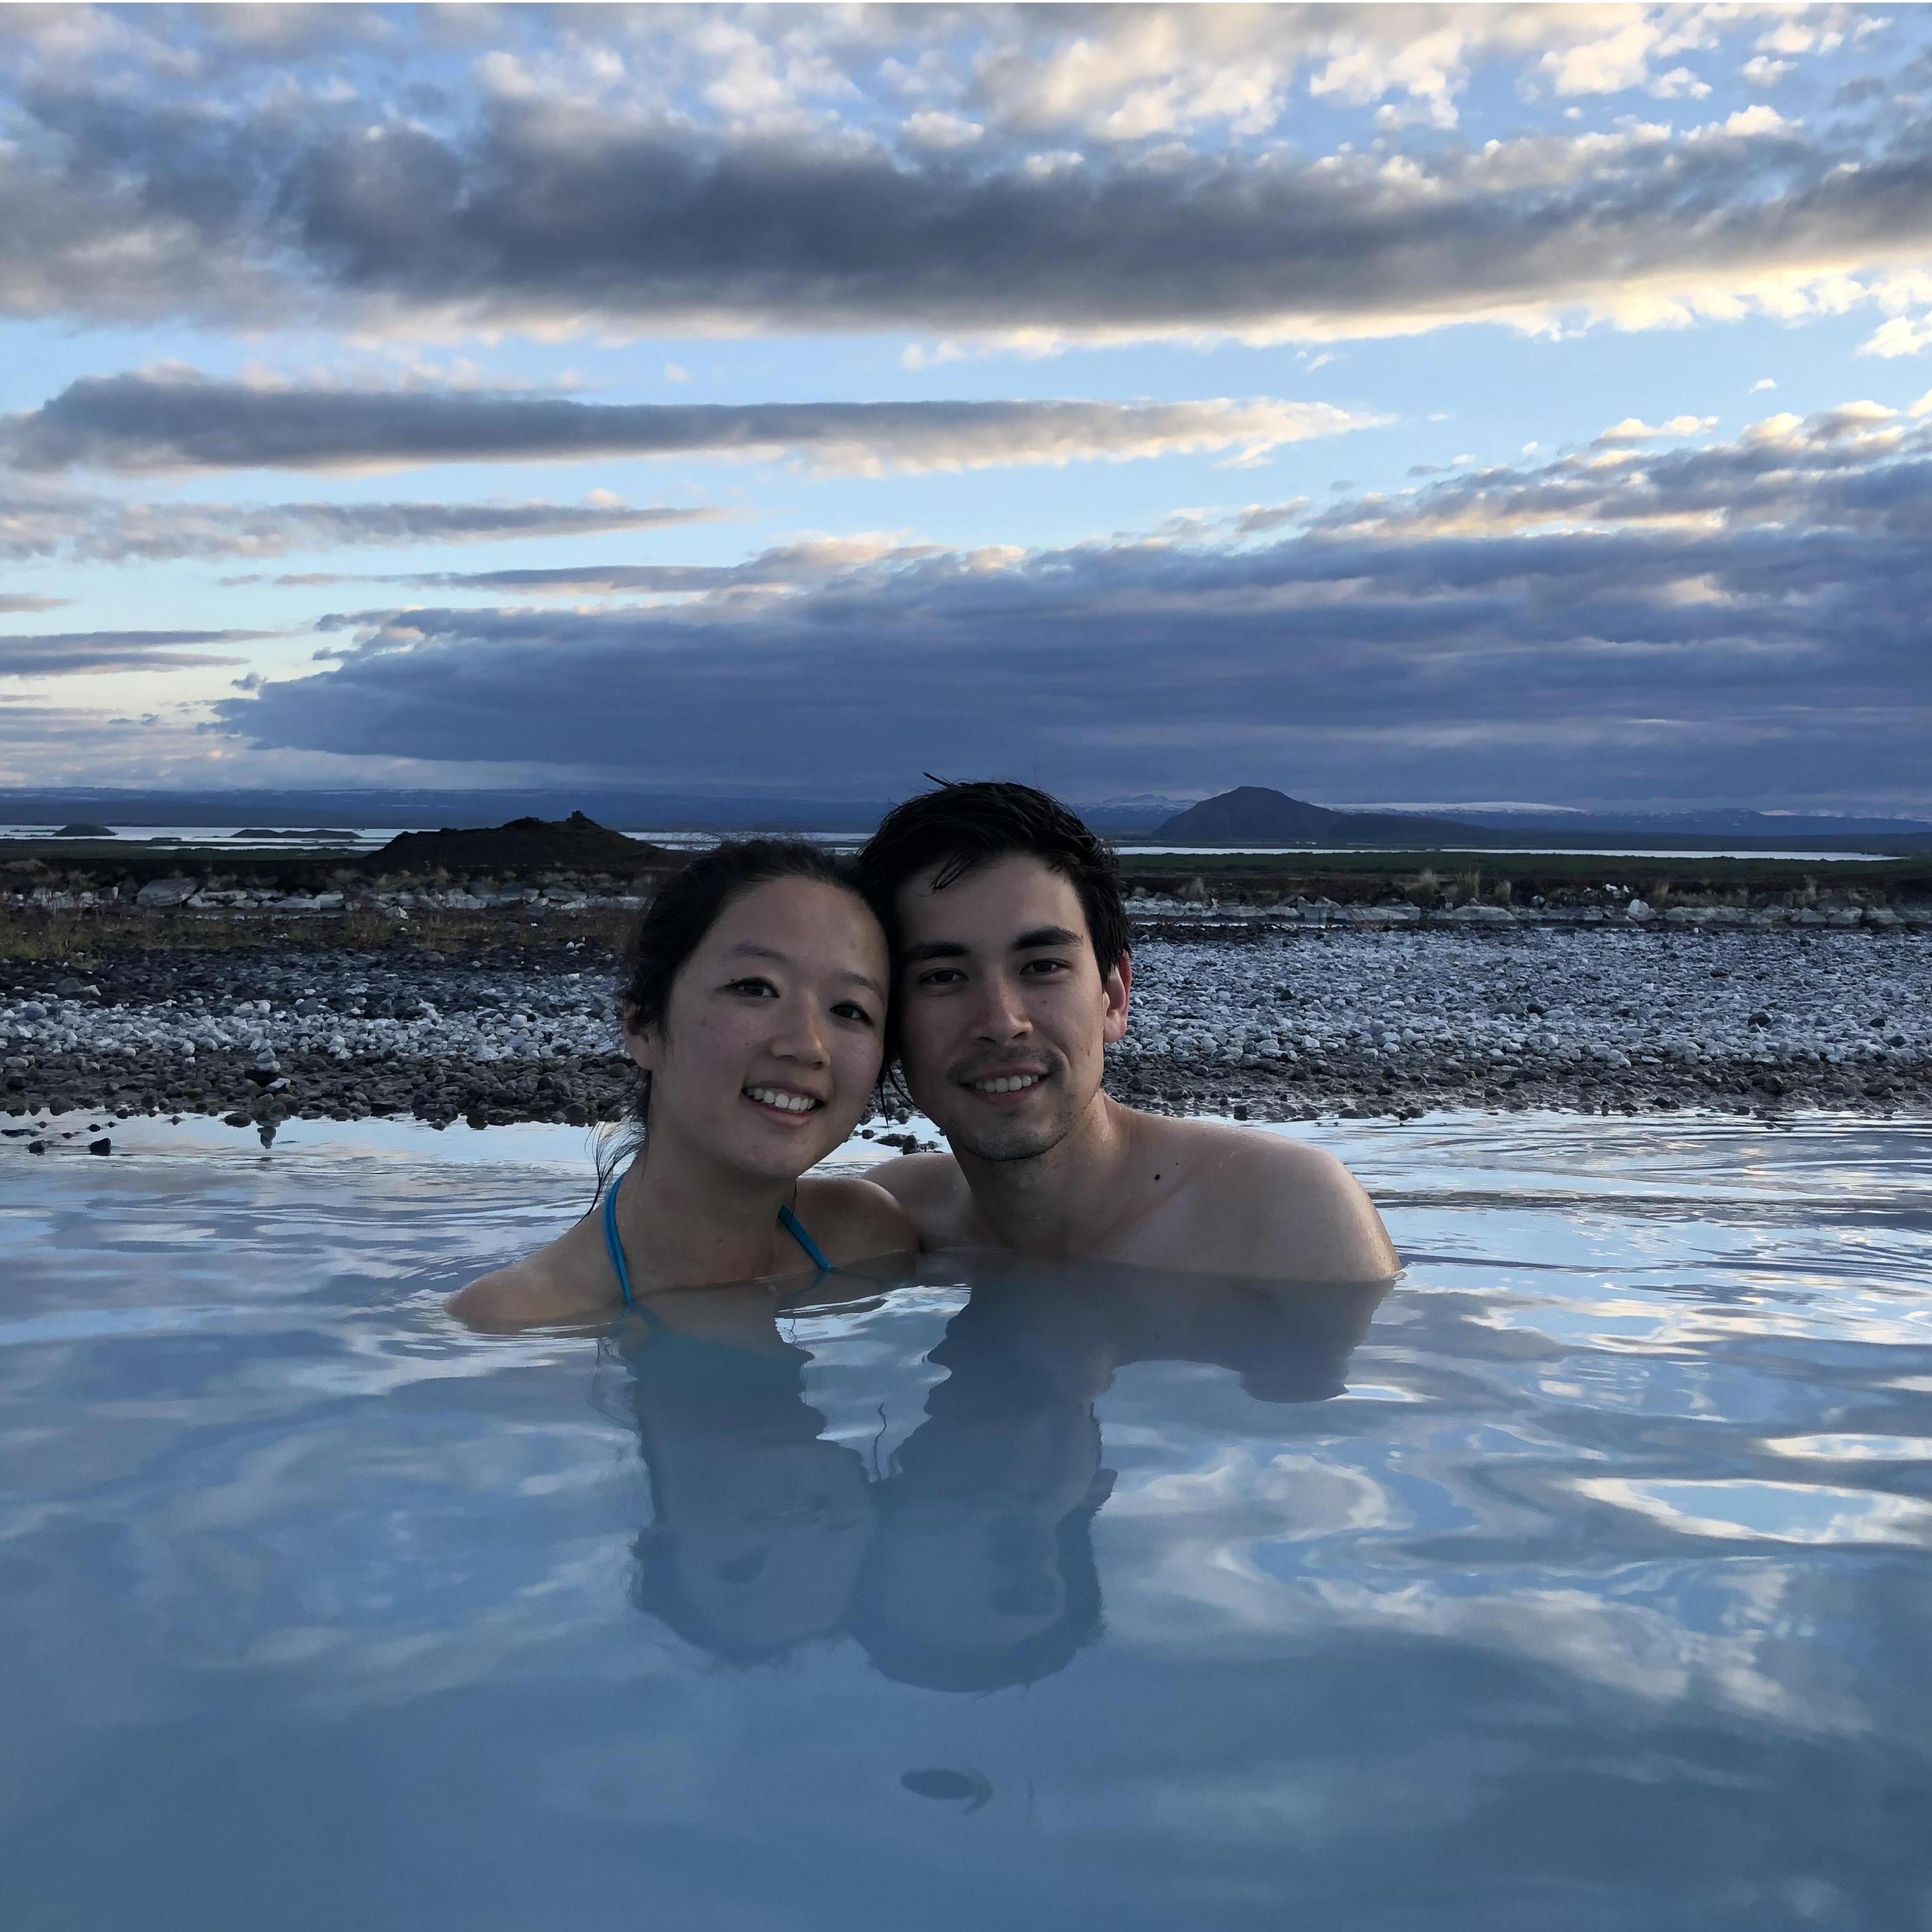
[606,1262,1384,1689]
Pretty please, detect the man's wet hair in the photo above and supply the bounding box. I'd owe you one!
[854,780,1129,980]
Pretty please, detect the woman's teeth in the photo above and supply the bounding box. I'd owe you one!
[746,1086,821,1113]
[972,1074,1042,1093]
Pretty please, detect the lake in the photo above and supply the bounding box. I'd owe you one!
[2,1113,1928,1930]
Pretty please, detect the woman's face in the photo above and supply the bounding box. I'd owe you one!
[627,876,888,1184]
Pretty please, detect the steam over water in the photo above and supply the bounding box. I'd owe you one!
[2,1114,1929,1930]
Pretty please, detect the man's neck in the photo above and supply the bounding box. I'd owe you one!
[955,1092,1144,1257]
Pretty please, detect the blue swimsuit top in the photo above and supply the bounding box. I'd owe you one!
[601,1182,833,1309]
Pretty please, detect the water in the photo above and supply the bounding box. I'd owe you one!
[1,823,1904,863]
[3,1114,1929,1931]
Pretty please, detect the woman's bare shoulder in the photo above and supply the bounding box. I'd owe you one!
[796,1173,921,1264]
[446,1218,616,1328]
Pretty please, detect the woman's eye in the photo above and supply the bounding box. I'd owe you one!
[726,977,778,997]
[832,1001,876,1026]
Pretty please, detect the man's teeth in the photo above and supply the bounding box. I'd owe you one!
[971,1074,1042,1093]
[746,1086,819,1113]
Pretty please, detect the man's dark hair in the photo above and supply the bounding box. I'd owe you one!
[854,780,1129,979]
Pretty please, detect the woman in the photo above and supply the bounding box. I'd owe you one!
[450,840,917,1325]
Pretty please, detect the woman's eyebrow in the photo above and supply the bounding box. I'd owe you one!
[724,940,883,998]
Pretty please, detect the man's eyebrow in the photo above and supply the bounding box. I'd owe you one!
[1012,925,1082,951]
[902,938,969,964]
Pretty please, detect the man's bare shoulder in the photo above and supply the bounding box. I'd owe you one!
[1124,1112,1399,1282]
[862,1150,974,1248]
[794,1174,921,1263]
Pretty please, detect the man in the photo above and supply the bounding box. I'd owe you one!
[855,782,1398,1281]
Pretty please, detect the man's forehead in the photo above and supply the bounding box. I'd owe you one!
[895,851,1089,942]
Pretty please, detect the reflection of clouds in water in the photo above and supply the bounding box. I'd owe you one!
[1104,1549,1876,1739]
[1575,1477,1932,1550]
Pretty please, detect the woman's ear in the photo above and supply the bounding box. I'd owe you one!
[622,1004,657,1074]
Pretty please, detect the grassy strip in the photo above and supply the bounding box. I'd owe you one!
[1118,849,1932,902]
[0,903,634,962]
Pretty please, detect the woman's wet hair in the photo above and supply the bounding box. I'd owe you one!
[595,838,881,1197]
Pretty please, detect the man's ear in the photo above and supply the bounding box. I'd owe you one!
[1102,953,1131,1045]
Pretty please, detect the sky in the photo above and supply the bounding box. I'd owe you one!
[4,0,1932,814]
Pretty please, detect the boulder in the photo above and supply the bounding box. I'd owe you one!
[135,877,198,908]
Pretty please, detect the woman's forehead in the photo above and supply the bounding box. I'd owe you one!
[701,874,887,962]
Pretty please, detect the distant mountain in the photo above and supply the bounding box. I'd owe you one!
[1152,787,1487,846]
[1150,787,1932,851]
[373,812,672,873]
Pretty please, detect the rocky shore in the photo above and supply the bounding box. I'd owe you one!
[3,911,1926,1151]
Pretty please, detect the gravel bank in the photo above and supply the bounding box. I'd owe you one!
[3,919,1927,1149]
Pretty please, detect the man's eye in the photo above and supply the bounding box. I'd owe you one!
[1021,957,1072,974]
[916,967,965,987]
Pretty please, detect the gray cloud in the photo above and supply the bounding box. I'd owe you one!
[310,537,947,597]
[3,373,1373,474]
[0,485,718,563]
[0,12,1926,343]
[215,405,1932,812]
[1,628,271,676]
[0,594,67,613]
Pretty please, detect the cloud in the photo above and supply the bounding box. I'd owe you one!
[0,594,67,613]
[0,485,719,563]
[0,8,1920,348]
[211,398,1932,811]
[1592,414,1719,444]
[0,628,271,677]
[348,536,944,597]
[3,372,1382,475]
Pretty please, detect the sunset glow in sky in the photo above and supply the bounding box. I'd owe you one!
[4,1,1932,811]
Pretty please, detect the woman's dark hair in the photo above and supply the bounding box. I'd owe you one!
[853,780,1129,980]
[595,838,880,1197]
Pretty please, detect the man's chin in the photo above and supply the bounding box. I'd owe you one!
[942,1112,1076,1165]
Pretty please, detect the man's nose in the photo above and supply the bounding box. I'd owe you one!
[972,976,1031,1043]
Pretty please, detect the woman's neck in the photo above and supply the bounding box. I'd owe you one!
[612,1134,794,1294]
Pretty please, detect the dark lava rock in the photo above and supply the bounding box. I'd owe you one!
[373,812,671,875]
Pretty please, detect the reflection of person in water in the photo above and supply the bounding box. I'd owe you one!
[613,1263,1388,1685]
[604,1287,879,1663]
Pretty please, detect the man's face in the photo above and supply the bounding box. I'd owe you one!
[893,855,1129,1163]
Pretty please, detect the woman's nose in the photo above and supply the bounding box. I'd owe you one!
[772,1004,830,1064]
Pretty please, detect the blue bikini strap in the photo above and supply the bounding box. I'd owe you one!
[778,1200,834,1273]
[602,1184,635,1308]
[607,1183,828,1302]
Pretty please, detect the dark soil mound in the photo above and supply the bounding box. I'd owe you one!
[53,823,116,839]
[373,812,669,874]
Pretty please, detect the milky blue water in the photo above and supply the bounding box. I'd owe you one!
[3,1114,1929,1932]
